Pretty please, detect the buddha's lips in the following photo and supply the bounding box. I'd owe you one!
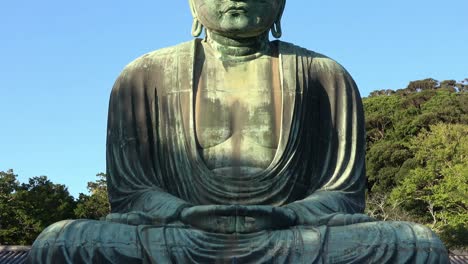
[222,5,248,14]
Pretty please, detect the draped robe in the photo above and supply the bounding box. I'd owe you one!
[27,39,449,263]
[107,39,366,221]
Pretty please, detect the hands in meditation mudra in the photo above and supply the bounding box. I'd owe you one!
[28,0,449,263]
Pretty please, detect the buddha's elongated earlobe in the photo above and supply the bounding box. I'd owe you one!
[271,20,282,39]
[189,0,203,37]
[192,18,203,37]
[272,0,285,38]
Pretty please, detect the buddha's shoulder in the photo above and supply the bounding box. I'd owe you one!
[118,41,194,78]
[277,41,348,76]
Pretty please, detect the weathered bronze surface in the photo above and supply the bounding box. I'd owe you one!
[28,0,449,263]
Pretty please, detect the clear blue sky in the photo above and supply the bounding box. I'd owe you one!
[1,0,467,198]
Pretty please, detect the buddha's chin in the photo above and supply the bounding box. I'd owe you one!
[215,18,267,38]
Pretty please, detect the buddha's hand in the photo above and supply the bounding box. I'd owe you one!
[180,205,297,234]
[325,213,375,227]
[105,211,165,226]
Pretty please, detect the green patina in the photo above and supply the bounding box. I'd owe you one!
[28,1,449,263]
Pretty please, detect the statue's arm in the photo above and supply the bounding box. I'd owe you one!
[105,63,191,224]
[285,191,369,226]
[284,55,369,226]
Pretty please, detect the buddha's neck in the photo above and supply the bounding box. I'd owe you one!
[205,31,270,60]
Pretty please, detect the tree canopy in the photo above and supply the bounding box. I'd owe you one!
[0,172,109,245]
[364,78,467,249]
[74,173,110,220]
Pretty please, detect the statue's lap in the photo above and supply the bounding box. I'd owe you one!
[29,219,448,263]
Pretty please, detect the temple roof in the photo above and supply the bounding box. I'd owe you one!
[451,251,468,264]
[0,246,30,264]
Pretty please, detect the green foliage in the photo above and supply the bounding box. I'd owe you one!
[365,79,467,193]
[407,78,438,92]
[0,172,76,245]
[74,173,110,220]
[0,171,110,245]
[365,193,414,222]
[0,170,21,245]
[389,124,468,248]
[363,95,401,143]
[365,78,468,249]
[366,140,411,192]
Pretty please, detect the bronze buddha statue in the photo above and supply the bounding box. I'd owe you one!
[27,0,449,263]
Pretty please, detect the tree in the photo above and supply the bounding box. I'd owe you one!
[1,172,76,245]
[406,78,438,92]
[12,176,76,244]
[389,123,468,249]
[0,169,21,245]
[366,140,412,192]
[368,89,396,97]
[74,173,110,220]
[363,95,400,143]
[1,171,111,245]
[365,193,414,222]
[364,78,467,249]
[364,79,468,194]
[460,79,468,92]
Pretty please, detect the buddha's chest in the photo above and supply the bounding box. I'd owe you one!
[195,86,280,147]
[194,56,282,170]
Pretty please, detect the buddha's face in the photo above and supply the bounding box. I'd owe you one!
[191,0,284,38]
